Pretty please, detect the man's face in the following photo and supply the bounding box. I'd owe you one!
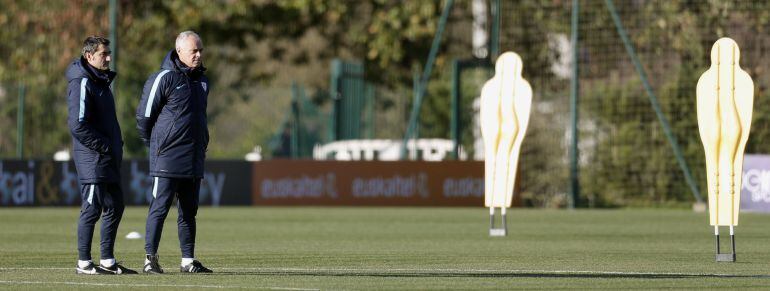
[177,37,203,68]
[85,44,111,71]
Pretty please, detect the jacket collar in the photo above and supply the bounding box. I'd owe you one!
[160,49,206,78]
[79,56,116,84]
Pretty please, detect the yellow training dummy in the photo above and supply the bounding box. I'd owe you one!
[480,52,532,236]
[696,37,753,261]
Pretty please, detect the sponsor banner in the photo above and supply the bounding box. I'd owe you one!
[741,154,770,212]
[0,160,252,206]
[252,160,485,206]
[126,160,252,206]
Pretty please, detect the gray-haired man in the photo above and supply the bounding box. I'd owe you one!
[136,31,212,274]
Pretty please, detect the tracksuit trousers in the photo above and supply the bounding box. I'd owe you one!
[77,183,125,261]
[144,177,201,258]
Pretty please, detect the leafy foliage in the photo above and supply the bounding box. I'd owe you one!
[0,0,468,159]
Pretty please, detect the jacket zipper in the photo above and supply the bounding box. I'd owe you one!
[188,78,198,174]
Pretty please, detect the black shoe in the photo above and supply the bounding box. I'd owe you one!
[180,260,213,273]
[143,254,164,274]
[99,262,138,275]
[76,262,113,275]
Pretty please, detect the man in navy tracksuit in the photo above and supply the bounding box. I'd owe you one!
[67,36,136,275]
[136,31,212,274]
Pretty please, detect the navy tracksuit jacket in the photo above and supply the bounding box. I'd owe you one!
[136,49,209,258]
[66,57,124,261]
[136,50,209,178]
[66,57,122,183]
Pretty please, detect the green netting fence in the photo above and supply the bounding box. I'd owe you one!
[494,0,770,207]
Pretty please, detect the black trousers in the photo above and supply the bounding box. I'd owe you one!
[77,183,125,261]
[144,177,200,258]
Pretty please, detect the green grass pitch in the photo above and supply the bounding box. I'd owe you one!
[2,207,770,289]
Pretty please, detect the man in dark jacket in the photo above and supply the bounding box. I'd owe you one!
[67,36,136,275]
[136,31,212,274]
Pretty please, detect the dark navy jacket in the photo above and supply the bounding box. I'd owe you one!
[136,50,209,178]
[66,57,122,183]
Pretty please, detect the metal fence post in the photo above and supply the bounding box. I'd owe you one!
[605,0,704,204]
[401,0,455,159]
[569,0,580,208]
[17,82,25,159]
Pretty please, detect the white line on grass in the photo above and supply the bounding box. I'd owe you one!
[0,280,317,291]
[217,267,733,276]
[0,267,72,271]
[0,267,759,278]
[192,267,756,278]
